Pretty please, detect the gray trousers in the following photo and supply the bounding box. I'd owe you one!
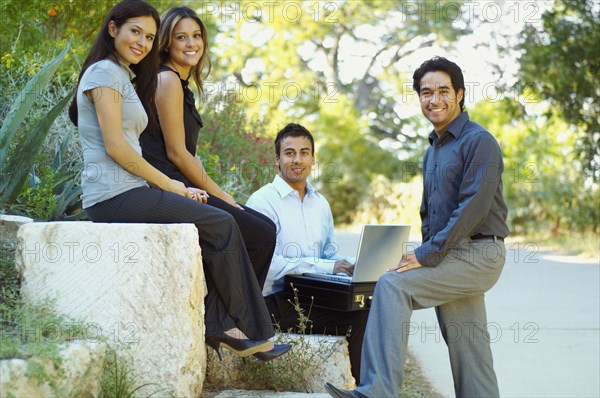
[356,239,505,398]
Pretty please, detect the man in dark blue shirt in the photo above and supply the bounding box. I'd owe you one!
[325,57,509,398]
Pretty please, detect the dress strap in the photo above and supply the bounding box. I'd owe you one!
[159,65,203,128]
[159,64,179,76]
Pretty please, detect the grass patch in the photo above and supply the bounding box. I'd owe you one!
[401,352,443,398]
[509,232,600,260]
[205,291,338,393]
[250,290,338,392]
[203,350,442,398]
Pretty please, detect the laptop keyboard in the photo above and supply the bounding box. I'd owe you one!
[303,273,353,282]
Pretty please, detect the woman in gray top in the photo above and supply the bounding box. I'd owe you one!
[68,0,289,361]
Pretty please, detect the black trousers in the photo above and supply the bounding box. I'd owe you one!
[206,195,276,290]
[85,186,274,340]
[265,291,369,383]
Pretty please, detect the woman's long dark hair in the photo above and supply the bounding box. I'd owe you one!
[69,0,160,126]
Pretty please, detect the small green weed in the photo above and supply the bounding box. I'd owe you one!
[236,286,337,392]
[99,349,173,398]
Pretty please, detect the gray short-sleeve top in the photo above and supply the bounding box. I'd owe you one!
[77,59,148,209]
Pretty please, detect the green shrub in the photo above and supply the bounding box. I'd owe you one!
[0,42,83,221]
[353,174,422,235]
[198,94,276,201]
[14,166,57,221]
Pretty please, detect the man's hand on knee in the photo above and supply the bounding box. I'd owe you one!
[388,252,422,273]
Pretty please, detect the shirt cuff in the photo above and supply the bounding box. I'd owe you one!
[316,259,336,274]
[415,242,444,267]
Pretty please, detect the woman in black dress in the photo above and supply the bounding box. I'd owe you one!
[140,6,288,361]
[140,7,276,291]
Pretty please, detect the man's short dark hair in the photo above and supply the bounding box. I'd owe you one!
[412,56,465,110]
[274,123,315,156]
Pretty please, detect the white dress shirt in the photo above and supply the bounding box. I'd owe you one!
[246,175,346,296]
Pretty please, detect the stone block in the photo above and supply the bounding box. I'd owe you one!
[205,333,355,393]
[0,341,105,398]
[0,215,33,252]
[15,222,206,397]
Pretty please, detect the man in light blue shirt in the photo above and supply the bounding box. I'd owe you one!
[247,123,367,383]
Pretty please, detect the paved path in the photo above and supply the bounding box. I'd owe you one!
[213,391,330,398]
[335,230,600,398]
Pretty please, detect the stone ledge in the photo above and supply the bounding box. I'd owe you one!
[205,333,355,393]
[8,219,357,397]
[15,221,206,397]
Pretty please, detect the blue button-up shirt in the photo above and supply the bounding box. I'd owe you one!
[415,112,509,266]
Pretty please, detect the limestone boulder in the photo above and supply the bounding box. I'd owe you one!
[0,215,33,251]
[0,341,105,398]
[16,222,206,397]
[205,333,355,393]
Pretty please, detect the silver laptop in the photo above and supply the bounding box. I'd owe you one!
[304,224,411,283]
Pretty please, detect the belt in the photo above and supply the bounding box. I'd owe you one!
[470,234,504,242]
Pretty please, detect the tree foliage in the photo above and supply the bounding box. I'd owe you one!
[517,0,600,181]
[209,0,469,143]
[0,0,217,73]
[1,0,597,237]
[470,97,599,235]
[205,0,470,221]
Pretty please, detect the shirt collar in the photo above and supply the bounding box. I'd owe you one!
[114,59,136,81]
[428,111,470,145]
[273,174,319,199]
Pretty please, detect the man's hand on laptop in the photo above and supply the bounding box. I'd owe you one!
[389,252,422,273]
[334,260,354,276]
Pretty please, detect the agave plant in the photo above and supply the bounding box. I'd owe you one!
[0,44,71,205]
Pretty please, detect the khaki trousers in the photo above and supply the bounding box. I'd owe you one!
[356,239,505,398]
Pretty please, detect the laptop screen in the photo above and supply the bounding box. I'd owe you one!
[351,224,411,283]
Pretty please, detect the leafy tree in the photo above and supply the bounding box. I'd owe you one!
[517,0,600,181]
[309,95,400,223]
[470,97,599,235]
[209,0,469,144]
[0,1,217,76]
[203,0,471,221]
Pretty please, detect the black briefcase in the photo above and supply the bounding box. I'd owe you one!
[283,274,375,311]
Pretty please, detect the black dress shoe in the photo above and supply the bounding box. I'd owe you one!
[253,343,292,361]
[324,382,366,398]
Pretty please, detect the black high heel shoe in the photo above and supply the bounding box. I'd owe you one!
[205,334,223,361]
[253,343,292,361]
[205,333,273,361]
